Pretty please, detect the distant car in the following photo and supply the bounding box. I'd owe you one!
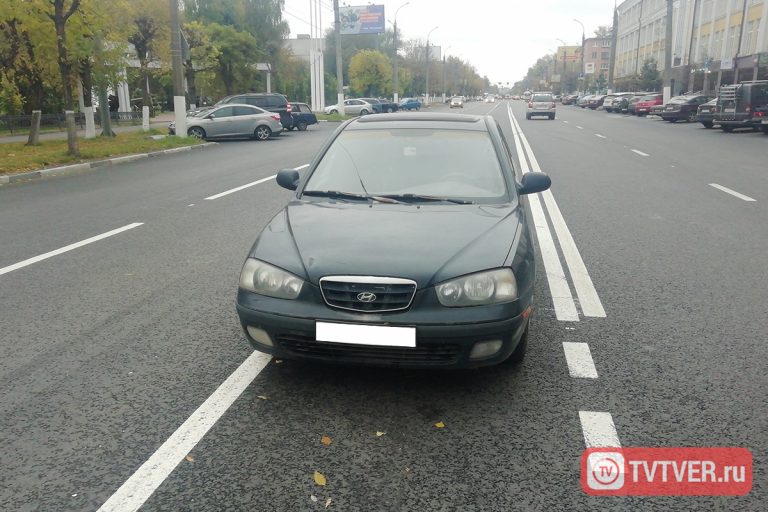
[626,94,646,115]
[751,104,768,134]
[634,93,663,116]
[289,102,318,131]
[358,98,385,113]
[376,98,399,113]
[577,94,593,108]
[660,94,712,122]
[715,81,768,132]
[214,93,293,130]
[602,95,619,112]
[450,96,465,108]
[526,92,556,120]
[235,112,552,368]
[696,98,719,129]
[324,99,375,116]
[484,96,496,103]
[169,103,282,140]
[399,98,421,110]
[587,95,607,109]
[561,94,579,105]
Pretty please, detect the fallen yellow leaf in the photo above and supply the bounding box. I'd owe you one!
[375,431,386,437]
[314,471,327,486]
[434,421,445,428]
[321,436,332,446]
[185,455,195,463]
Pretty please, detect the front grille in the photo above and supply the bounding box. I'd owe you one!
[319,276,417,313]
[276,334,460,366]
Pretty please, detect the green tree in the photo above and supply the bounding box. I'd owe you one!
[128,0,170,113]
[183,20,220,105]
[348,50,391,96]
[639,58,661,91]
[206,23,258,96]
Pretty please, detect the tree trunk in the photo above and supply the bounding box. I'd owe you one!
[185,59,197,106]
[51,0,80,156]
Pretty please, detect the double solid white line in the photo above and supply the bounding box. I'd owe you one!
[506,103,606,321]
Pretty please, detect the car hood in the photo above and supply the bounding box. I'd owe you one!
[249,201,521,288]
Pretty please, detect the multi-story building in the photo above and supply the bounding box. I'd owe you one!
[583,37,613,77]
[614,0,768,93]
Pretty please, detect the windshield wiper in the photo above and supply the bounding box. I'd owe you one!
[380,194,475,205]
[302,190,404,204]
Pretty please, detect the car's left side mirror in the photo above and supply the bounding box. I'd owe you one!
[276,169,301,191]
[518,172,551,195]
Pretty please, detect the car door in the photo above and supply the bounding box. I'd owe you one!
[232,106,260,136]
[205,106,236,137]
[343,100,360,116]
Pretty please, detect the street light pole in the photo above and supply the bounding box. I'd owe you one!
[442,45,451,102]
[333,0,344,111]
[425,25,438,106]
[392,2,409,103]
[574,19,585,93]
[170,0,186,137]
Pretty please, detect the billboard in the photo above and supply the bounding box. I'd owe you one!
[340,5,385,35]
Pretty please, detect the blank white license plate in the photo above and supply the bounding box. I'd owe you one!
[724,108,735,113]
[316,322,416,348]
[762,119,768,124]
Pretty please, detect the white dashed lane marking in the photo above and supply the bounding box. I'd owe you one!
[709,183,756,202]
[563,342,599,378]
[579,411,622,447]
[631,149,650,157]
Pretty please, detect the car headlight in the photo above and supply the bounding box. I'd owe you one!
[239,258,304,299]
[435,268,517,307]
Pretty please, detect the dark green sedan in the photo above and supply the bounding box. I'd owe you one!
[236,113,551,368]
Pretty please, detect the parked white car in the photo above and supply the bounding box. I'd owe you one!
[323,99,375,116]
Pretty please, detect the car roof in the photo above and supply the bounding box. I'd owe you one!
[214,103,263,109]
[349,112,488,131]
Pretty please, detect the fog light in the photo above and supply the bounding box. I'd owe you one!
[246,326,273,347]
[469,339,503,360]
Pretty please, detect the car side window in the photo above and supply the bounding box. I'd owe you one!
[246,97,267,108]
[234,106,258,116]
[300,104,312,113]
[214,106,235,118]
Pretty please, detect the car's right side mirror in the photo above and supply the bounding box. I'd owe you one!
[276,169,301,191]
[518,172,551,195]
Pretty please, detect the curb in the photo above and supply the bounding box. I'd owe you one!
[1,142,217,185]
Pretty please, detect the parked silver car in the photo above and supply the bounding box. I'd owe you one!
[323,99,375,116]
[169,104,283,140]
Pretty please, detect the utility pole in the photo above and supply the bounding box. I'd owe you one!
[574,19,585,93]
[392,2,410,103]
[169,0,186,137]
[608,4,618,91]
[333,0,344,111]
[425,26,438,106]
[663,0,674,100]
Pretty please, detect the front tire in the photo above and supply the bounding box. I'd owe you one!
[329,109,338,115]
[721,125,734,132]
[359,109,369,116]
[187,126,206,139]
[549,114,555,120]
[525,114,531,120]
[687,111,697,122]
[701,121,714,129]
[387,107,394,113]
[254,125,271,141]
[297,121,308,131]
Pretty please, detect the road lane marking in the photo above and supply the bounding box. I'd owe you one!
[507,104,578,321]
[579,411,621,447]
[563,342,599,378]
[204,164,309,201]
[0,223,144,277]
[595,134,606,139]
[563,120,569,124]
[509,107,606,318]
[576,125,584,129]
[97,351,272,512]
[709,183,756,202]
[631,149,649,157]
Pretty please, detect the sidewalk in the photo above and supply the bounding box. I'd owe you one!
[0,113,175,144]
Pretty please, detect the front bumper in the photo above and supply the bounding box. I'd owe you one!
[236,287,531,369]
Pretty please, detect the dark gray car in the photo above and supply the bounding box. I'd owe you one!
[235,113,552,368]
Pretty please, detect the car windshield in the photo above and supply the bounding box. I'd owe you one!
[303,128,508,201]
[641,95,660,101]
[669,96,689,104]
[532,95,552,102]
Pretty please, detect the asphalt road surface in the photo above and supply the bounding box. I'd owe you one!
[1,101,766,511]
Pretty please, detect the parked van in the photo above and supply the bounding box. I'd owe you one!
[714,81,768,132]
